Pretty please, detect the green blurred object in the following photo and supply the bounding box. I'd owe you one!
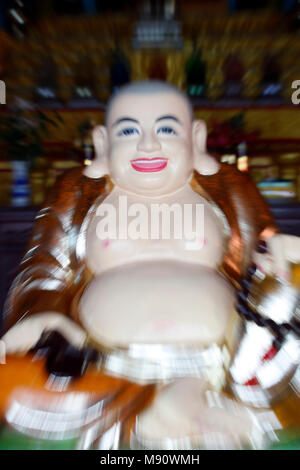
[185,43,206,97]
[267,429,300,450]
[0,425,299,450]
[0,101,62,166]
[0,426,76,450]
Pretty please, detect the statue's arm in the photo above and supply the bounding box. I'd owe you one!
[240,170,278,241]
[2,170,87,351]
[4,207,73,329]
[228,172,300,403]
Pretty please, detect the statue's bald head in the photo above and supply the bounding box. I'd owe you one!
[84,79,219,184]
[105,80,194,126]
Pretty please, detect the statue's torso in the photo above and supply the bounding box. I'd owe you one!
[79,185,235,348]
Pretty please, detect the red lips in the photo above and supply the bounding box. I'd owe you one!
[131,158,168,173]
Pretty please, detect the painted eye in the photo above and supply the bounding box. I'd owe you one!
[117,127,139,137]
[157,126,177,135]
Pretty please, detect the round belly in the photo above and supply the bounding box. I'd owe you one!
[78,261,235,349]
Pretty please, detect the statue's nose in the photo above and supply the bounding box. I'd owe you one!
[137,131,161,152]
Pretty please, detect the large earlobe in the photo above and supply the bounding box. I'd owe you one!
[192,119,220,176]
[83,125,110,179]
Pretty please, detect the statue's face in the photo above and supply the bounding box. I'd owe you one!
[106,91,193,196]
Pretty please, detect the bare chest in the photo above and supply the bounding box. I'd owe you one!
[85,185,227,274]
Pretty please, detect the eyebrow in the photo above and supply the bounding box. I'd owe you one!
[156,115,182,125]
[112,117,139,127]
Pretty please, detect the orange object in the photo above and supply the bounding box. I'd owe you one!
[0,354,155,447]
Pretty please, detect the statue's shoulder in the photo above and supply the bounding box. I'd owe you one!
[217,162,253,184]
[44,166,111,215]
[193,163,255,192]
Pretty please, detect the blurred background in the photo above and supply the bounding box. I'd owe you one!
[0,0,300,316]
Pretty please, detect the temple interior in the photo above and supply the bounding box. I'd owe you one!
[0,0,300,451]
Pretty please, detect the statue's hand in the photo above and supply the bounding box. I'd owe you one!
[253,234,300,282]
[237,237,300,348]
[2,312,87,355]
[231,241,300,404]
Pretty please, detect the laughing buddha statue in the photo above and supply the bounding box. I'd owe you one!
[1,81,300,449]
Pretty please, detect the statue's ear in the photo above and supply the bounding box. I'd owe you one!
[192,120,220,175]
[83,125,109,179]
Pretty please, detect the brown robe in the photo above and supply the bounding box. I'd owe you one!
[3,163,277,333]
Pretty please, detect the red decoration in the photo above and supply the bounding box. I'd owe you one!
[207,114,259,150]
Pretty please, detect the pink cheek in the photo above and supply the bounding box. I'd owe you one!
[201,238,208,246]
[102,239,111,248]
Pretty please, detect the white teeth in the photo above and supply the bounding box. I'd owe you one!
[133,159,166,165]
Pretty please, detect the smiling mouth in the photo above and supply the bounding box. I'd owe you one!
[131,158,168,172]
